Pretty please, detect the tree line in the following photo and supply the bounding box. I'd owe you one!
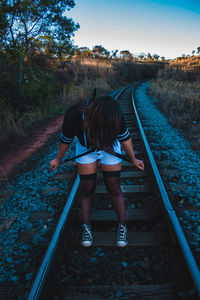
[72,46,166,62]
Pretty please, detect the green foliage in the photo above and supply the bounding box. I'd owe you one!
[74,47,93,59]
[147,53,153,60]
[0,57,57,111]
[19,67,56,109]
[0,0,79,58]
[120,50,133,59]
[92,45,110,58]
[0,0,80,143]
[152,54,160,61]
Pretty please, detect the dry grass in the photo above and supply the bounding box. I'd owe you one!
[0,106,44,143]
[0,57,160,145]
[149,75,200,152]
[160,55,200,82]
[51,59,117,113]
[58,77,112,107]
[170,55,200,72]
[150,79,200,117]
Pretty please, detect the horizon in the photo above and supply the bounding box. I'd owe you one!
[66,0,200,60]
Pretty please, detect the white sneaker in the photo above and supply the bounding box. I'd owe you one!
[117,223,128,247]
[81,224,93,247]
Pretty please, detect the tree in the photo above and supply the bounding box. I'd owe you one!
[74,47,93,59]
[111,49,118,59]
[192,50,195,56]
[92,45,110,58]
[120,50,133,59]
[152,54,160,61]
[147,52,153,61]
[0,0,79,58]
[197,47,200,54]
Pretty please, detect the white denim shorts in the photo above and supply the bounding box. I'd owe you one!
[75,140,122,165]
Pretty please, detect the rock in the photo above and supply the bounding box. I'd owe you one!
[174,184,188,192]
[33,234,42,244]
[116,290,122,297]
[196,226,200,234]
[93,248,102,256]
[21,245,31,251]
[25,272,33,281]
[10,275,19,282]
[6,257,13,263]
[121,261,128,267]
[25,222,33,230]
[89,257,98,263]
[47,206,55,213]
[138,261,149,269]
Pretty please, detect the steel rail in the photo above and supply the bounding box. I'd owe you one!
[131,86,200,296]
[27,175,80,300]
[114,82,138,100]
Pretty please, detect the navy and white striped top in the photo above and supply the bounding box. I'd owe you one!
[60,102,130,147]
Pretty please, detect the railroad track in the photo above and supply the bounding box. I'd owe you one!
[28,82,200,299]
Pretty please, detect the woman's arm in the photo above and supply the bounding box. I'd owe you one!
[121,138,144,170]
[50,142,70,171]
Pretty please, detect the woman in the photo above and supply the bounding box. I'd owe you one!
[50,95,144,247]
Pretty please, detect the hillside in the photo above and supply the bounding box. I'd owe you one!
[149,55,200,152]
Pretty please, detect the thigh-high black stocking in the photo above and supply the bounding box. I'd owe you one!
[79,173,97,225]
[103,171,125,224]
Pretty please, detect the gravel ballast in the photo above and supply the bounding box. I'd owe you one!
[0,134,77,298]
[135,82,200,265]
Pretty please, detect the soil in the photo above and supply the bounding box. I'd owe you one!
[0,115,63,182]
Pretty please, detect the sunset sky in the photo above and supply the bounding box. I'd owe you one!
[66,0,200,59]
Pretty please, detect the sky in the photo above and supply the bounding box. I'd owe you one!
[66,0,200,59]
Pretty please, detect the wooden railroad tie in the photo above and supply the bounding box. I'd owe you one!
[95,184,151,193]
[61,284,174,300]
[90,208,159,221]
[92,232,166,247]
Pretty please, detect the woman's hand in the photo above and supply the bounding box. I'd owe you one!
[50,158,60,171]
[50,143,70,171]
[132,158,144,170]
[121,139,144,171]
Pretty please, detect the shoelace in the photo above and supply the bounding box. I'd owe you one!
[83,225,92,241]
[118,225,127,241]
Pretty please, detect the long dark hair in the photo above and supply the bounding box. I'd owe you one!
[84,96,121,151]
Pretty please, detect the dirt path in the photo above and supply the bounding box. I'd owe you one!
[0,115,63,181]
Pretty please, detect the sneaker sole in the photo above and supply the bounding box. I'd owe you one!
[81,241,92,247]
[116,242,128,247]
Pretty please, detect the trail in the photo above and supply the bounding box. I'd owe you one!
[0,115,63,181]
